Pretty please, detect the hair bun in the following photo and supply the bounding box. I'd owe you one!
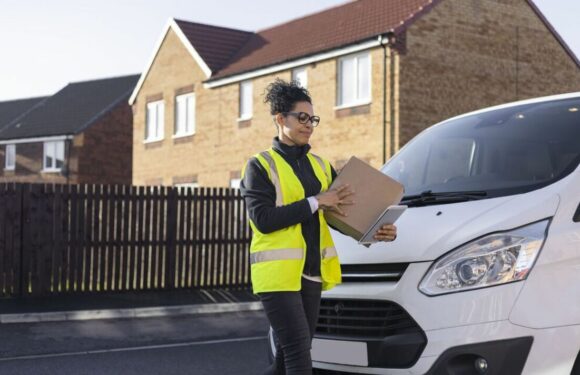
[264,78,312,115]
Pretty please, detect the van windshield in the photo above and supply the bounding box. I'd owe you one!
[382,97,580,199]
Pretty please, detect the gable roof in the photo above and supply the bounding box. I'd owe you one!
[0,97,47,129]
[210,0,439,81]
[0,74,139,141]
[129,19,252,104]
[131,0,579,96]
[174,19,253,73]
[129,0,438,102]
[208,0,580,82]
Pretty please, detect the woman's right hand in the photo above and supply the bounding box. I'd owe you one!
[316,184,355,216]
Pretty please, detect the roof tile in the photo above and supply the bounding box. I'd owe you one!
[210,0,438,79]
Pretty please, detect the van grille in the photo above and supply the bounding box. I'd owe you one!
[340,263,408,282]
[316,299,421,339]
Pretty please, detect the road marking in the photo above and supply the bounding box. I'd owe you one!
[0,336,266,362]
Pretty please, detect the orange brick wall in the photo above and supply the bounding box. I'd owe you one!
[398,0,580,146]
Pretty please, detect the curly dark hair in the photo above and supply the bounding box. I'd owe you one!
[263,79,312,115]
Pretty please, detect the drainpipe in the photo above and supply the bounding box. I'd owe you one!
[62,138,72,184]
[379,32,396,165]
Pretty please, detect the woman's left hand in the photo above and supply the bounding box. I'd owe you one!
[373,224,397,242]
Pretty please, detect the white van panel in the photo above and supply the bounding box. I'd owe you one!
[510,169,580,328]
[331,193,559,263]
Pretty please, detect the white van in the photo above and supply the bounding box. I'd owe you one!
[270,93,580,374]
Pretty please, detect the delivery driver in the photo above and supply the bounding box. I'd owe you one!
[240,79,397,374]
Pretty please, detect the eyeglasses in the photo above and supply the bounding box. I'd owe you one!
[283,111,320,127]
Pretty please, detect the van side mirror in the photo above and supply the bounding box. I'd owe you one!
[574,202,580,223]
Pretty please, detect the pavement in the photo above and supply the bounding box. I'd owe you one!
[0,288,262,324]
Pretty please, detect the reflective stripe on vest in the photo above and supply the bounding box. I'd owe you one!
[259,151,284,207]
[250,246,338,265]
[250,248,303,264]
[321,246,338,259]
[309,153,331,183]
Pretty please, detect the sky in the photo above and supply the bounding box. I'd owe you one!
[0,0,578,101]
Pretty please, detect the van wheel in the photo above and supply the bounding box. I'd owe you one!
[572,351,580,375]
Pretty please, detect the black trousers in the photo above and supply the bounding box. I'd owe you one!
[259,277,322,375]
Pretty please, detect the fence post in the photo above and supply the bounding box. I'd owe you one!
[18,183,28,298]
[165,187,178,289]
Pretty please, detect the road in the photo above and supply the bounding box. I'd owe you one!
[0,310,271,375]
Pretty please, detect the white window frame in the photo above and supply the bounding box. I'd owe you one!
[239,80,253,121]
[175,182,199,194]
[336,51,371,108]
[230,178,241,189]
[292,67,308,88]
[43,140,65,172]
[5,144,15,170]
[174,93,195,138]
[145,100,165,142]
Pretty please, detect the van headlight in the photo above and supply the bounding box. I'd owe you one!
[419,220,549,296]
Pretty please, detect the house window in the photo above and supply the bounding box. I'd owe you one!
[5,144,15,170]
[292,67,308,88]
[239,80,253,120]
[175,182,199,193]
[337,52,371,107]
[145,100,164,141]
[230,178,241,189]
[174,93,195,137]
[43,141,65,171]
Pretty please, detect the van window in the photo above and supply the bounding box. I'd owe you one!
[383,98,580,198]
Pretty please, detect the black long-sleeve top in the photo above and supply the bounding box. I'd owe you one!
[240,137,337,277]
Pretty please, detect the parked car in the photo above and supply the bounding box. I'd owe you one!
[268,92,580,374]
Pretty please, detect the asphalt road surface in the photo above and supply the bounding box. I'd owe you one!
[0,310,271,375]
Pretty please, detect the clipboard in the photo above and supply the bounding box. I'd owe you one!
[324,156,405,242]
[358,205,407,245]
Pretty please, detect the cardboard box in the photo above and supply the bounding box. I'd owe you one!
[325,156,404,241]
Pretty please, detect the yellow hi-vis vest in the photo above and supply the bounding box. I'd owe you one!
[243,148,342,293]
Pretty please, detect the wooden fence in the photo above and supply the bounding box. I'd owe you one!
[0,183,252,298]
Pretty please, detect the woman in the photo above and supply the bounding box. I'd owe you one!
[240,79,397,374]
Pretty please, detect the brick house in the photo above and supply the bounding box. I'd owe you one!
[0,74,139,184]
[129,0,580,188]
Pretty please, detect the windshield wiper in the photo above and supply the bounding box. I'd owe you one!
[401,190,488,207]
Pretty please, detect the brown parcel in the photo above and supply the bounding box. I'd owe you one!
[324,156,404,241]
